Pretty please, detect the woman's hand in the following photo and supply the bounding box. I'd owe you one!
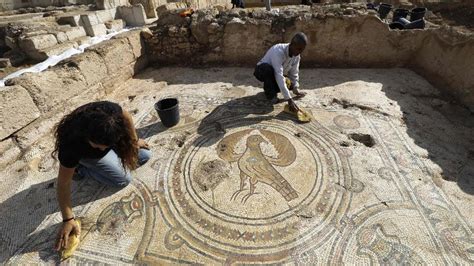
[137,138,150,150]
[55,219,81,251]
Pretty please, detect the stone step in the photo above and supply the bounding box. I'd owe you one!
[57,14,82,27]
[118,4,150,27]
[64,26,87,41]
[105,19,125,33]
[74,36,92,46]
[80,9,118,27]
[84,23,108,37]
[18,34,58,52]
[25,41,78,61]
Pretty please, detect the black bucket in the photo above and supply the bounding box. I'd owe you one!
[410,7,427,21]
[405,18,425,29]
[154,98,180,128]
[378,3,392,19]
[393,8,409,22]
[397,17,411,25]
[389,22,405,30]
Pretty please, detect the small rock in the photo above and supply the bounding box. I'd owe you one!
[141,28,153,39]
[339,140,351,147]
[0,58,11,68]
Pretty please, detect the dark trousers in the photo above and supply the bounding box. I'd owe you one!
[254,63,280,99]
[231,0,245,8]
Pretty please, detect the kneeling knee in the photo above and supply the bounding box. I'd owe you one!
[109,171,133,188]
[118,174,133,187]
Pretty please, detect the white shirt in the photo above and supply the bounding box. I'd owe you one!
[257,43,300,100]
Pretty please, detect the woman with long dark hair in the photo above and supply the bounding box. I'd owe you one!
[51,101,151,251]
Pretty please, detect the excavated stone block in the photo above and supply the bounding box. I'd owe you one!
[57,15,82,26]
[113,29,144,58]
[132,55,148,75]
[118,4,147,27]
[95,9,116,23]
[96,0,129,10]
[13,86,103,149]
[88,38,135,75]
[0,86,40,140]
[102,64,134,94]
[18,34,58,52]
[105,19,125,32]
[84,23,108,37]
[53,31,68,43]
[65,26,87,41]
[23,30,49,38]
[0,138,21,168]
[9,66,87,113]
[130,0,156,18]
[64,51,108,86]
[75,36,91,45]
[25,41,78,61]
[80,13,100,27]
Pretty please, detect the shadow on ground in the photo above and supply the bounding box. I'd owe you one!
[0,178,120,263]
[135,67,474,195]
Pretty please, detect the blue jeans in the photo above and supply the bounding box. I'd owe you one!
[77,148,151,187]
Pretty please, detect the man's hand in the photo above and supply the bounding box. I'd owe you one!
[55,219,81,251]
[137,138,150,150]
[292,86,306,98]
[288,98,299,113]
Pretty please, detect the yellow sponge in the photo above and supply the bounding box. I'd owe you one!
[283,104,312,123]
[60,219,81,261]
[285,77,291,88]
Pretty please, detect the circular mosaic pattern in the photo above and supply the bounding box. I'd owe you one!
[333,115,361,129]
[157,116,353,259]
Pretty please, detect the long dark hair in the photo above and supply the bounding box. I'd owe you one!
[52,101,139,170]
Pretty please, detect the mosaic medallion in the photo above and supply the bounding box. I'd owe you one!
[156,112,353,261]
[333,115,360,129]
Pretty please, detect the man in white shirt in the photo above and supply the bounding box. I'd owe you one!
[254,32,307,112]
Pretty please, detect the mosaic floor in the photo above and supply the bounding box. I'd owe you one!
[1,68,473,264]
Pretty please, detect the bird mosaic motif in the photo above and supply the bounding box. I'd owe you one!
[216,129,298,203]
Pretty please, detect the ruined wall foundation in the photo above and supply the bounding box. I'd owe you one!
[145,5,474,109]
[1,5,473,170]
[0,29,146,167]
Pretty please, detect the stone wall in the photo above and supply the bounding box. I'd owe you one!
[145,5,474,109]
[0,0,94,11]
[0,29,147,167]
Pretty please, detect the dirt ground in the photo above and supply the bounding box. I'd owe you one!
[431,3,474,30]
[1,67,473,264]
